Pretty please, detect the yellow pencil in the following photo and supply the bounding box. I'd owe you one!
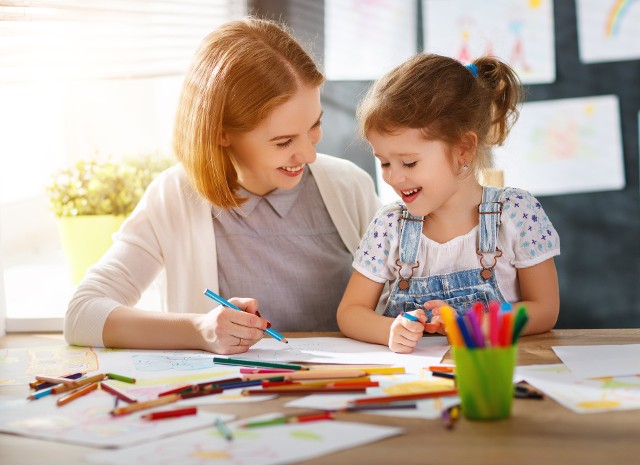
[361,367,405,375]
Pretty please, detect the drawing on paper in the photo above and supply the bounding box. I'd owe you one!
[424,0,555,84]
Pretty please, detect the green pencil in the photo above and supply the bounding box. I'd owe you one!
[212,357,308,371]
[106,372,136,383]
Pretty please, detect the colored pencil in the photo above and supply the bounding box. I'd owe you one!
[111,393,180,416]
[106,372,136,384]
[349,388,458,405]
[27,385,59,400]
[215,417,234,441]
[239,368,295,374]
[241,411,333,428]
[213,357,307,371]
[343,401,418,412]
[179,387,224,399]
[51,373,106,394]
[35,374,81,386]
[428,366,455,373]
[31,373,84,391]
[56,381,99,406]
[241,369,366,381]
[142,407,198,421]
[100,382,138,403]
[242,386,368,395]
[360,367,405,375]
[204,288,288,343]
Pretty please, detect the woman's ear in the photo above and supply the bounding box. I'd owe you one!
[219,130,232,147]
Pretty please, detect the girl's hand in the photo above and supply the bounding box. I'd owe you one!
[423,300,448,335]
[388,310,427,353]
[193,297,269,354]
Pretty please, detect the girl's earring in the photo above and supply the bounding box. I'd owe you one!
[463,161,469,169]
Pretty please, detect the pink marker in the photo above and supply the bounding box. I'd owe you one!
[489,301,500,347]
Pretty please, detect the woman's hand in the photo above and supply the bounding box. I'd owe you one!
[388,309,427,353]
[193,297,270,354]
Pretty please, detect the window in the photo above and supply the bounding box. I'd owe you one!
[0,0,246,332]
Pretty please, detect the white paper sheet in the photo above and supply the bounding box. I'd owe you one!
[0,389,234,448]
[552,344,640,379]
[494,95,625,196]
[324,0,417,80]
[423,0,556,84]
[225,336,450,374]
[576,0,640,63]
[88,420,403,465]
[517,364,640,413]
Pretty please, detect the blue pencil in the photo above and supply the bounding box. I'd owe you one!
[203,289,288,344]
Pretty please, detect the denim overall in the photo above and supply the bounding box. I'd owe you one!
[383,186,507,320]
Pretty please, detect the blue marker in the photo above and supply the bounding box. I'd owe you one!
[203,289,288,344]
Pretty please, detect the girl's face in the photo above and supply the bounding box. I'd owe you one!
[224,85,323,196]
[368,127,464,217]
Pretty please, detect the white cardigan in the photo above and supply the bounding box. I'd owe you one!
[65,154,381,347]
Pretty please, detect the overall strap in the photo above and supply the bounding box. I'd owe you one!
[478,186,504,254]
[398,205,424,265]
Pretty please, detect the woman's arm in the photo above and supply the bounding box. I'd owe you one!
[514,257,560,335]
[103,299,268,355]
[337,271,426,352]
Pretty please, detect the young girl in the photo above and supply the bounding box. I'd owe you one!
[64,18,380,355]
[337,54,560,353]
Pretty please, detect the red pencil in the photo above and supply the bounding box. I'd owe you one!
[141,407,197,421]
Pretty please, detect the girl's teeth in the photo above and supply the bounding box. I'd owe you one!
[402,188,419,195]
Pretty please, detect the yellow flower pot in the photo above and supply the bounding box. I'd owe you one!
[57,215,126,284]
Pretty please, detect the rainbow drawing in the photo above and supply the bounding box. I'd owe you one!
[605,0,637,37]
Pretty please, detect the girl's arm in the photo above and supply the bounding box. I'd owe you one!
[514,257,560,335]
[337,271,427,352]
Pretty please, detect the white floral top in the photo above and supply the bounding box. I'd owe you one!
[353,187,560,304]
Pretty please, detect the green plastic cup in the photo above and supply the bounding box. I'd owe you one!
[453,345,517,420]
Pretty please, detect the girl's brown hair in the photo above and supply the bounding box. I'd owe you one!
[357,54,523,176]
[173,17,324,208]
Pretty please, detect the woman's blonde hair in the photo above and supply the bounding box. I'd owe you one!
[357,54,522,177]
[173,17,324,208]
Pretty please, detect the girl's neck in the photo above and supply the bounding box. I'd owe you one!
[422,178,483,244]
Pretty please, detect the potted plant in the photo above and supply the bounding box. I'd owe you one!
[45,154,174,284]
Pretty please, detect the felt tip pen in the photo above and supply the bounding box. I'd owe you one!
[141,407,198,421]
[204,288,288,343]
[402,312,419,322]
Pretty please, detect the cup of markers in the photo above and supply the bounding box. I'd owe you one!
[440,302,528,421]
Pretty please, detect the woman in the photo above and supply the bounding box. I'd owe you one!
[64,18,380,355]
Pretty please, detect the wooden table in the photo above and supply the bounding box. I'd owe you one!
[1,329,639,465]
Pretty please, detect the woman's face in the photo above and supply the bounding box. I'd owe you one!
[225,85,323,196]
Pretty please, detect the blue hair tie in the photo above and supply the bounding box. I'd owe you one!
[466,63,478,77]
